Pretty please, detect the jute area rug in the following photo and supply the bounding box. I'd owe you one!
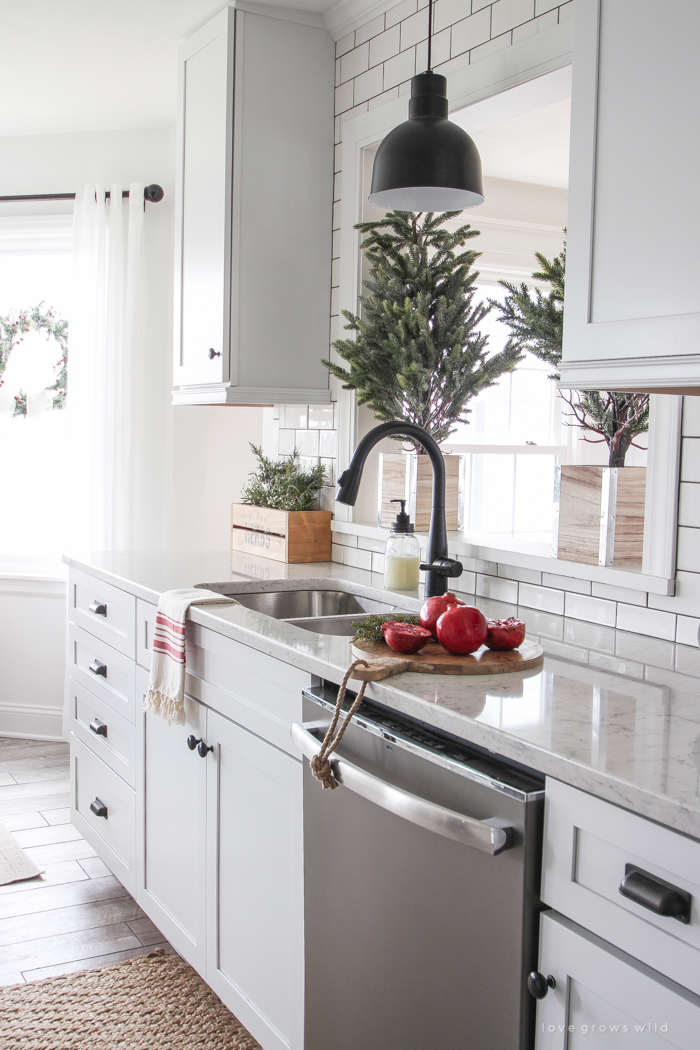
[0,949,262,1050]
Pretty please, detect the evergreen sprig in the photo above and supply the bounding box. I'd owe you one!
[351,612,420,643]
[492,244,649,468]
[241,445,327,512]
[323,211,523,446]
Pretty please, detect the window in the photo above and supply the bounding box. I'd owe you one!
[0,206,73,563]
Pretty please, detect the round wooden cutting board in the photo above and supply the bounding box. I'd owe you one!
[350,637,544,681]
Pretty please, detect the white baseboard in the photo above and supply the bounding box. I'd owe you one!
[0,703,64,742]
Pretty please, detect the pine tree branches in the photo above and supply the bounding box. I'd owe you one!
[323,211,523,446]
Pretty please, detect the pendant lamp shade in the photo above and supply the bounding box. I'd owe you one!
[369,72,484,212]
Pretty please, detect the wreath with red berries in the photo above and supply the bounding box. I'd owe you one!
[0,304,68,417]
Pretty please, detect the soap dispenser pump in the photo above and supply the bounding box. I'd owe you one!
[384,499,421,591]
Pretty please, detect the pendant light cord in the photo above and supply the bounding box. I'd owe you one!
[427,0,433,71]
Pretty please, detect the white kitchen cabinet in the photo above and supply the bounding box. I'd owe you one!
[561,0,700,393]
[206,708,303,1050]
[135,666,208,976]
[173,2,334,406]
[534,911,700,1048]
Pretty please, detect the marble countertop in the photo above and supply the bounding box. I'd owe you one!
[65,549,700,840]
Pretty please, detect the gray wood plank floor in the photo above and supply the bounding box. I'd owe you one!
[0,736,172,986]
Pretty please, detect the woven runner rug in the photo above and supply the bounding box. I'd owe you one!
[0,950,262,1049]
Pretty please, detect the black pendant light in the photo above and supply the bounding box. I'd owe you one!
[369,0,484,212]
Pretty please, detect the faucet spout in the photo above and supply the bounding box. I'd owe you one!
[336,422,462,597]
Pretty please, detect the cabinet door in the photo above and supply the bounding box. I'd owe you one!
[135,667,208,975]
[562,0,700,392]
[173,6,234,388]
[535,912,700,1048]
[206,710,304,1050]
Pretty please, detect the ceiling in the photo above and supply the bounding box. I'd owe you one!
[0,0,335,136]
[456,98,572,190]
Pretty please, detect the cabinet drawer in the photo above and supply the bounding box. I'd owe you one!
[69,623,136,724]
[70,677,136,789]
[542,778,700,997]
[71,734,136,894]
[535,911,700,1048]
[69,568,136,658]
[136,599,157,670]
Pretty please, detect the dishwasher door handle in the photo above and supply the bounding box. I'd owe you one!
[291,721,513,856]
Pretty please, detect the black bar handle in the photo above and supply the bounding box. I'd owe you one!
[89,718,107,737]
[89,600,107,616]
[88,660,107,677]
[527,972,556,1000]
[619,864,691,924]
[90,798,108,818]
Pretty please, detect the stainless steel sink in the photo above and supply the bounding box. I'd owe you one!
[285,613,374,636]
[209,588,394,620]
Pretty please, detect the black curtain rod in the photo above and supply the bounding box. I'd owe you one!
[0,184,164,204]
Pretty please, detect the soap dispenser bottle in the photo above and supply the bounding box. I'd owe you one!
[384,499,421,591]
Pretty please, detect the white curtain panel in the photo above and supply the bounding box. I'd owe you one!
[70,184,144,551]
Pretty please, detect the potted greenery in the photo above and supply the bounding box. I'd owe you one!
[232,445,331,563]
[494,247,649,566]
[324,211,522,529]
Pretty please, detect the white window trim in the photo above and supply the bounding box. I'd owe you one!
[332,22,678,594]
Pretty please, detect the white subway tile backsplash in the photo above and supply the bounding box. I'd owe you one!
[336,31,356,57]
[383,47,416,89]
[335,80,354,114]
[357,535,387,553]
[299,456,319,472]
[542,573,592,595]
[616,604,676,641]
[491,0,534,35]
[518,583,564,615]
[520,608,563,640]
[331,543,344,563]
[649,570,700,616]
[319,431,338,458]
[281,405,307,429]
[676,527,700,573]
[355,13,386,45]
[470,31,513,62]
[320,458,335,485]
[676,615,700,647]
[452,570,477,595]
[344,546,373,570]
[451,8,491,56]
[386,0,419,29]
[278,429,296,456]
[591,582,647,607]
[477,575,518,604]
[308,405,334,429]
[371,552,386,574]
[434,0,473,34]
[369,86,400,109]
[682,396,700,437]
[354,64,384,104]
[558,1,574,22]
[333,532,357,547]
[512,8,557,41]
[295,430,319,456]
[340,41,369,83]
[415,27,450,68]
[678,483,700,528]
[369,24,401,65]
[534,0,559,13]
[472,0,493,11]
[498,564,542,585]
[564,592,617,628]
[400,8,429,49]
[680,438,700,483]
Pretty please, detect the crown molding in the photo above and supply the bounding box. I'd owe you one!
[323,0,397,41]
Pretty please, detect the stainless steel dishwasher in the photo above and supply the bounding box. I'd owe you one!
[293,684,545,1050]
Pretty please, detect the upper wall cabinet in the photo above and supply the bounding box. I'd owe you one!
[561,0,700,393]
[173,3,334,405]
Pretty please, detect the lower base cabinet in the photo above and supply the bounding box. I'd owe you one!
[535,911,700,1048]
[133,668,304,1050]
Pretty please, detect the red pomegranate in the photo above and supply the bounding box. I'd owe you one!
[381,622,433,654]
[485,618,526,651]
[436,604,488,655]
[419,592,464,639]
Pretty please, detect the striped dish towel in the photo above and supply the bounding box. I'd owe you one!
[145,589,234,725]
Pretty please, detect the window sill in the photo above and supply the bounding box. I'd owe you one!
[332,521,675,597]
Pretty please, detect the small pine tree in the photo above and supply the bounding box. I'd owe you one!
[323,211,523,448]
[494,246,649,468]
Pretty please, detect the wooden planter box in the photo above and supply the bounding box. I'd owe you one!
[379,453,460,530]
[231,504,332,563]
[557,466,646,567]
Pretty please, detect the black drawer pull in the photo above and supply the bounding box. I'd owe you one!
[208,348,221,359]
[90,798,108,818]
[89,718,107,737]
[197,740,214,758]
[88,660,107,677]
[527,972,556,999]
[89,600,107,616]
[187,735,201,751]
[619,864,692,924]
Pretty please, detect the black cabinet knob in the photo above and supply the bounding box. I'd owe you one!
[89,600,107,616]
[88,660,107,677]
[527,972,556,999]
[197,740,214,758]
[208,348,221,359]
[89,718,107,737]
[90,798,108,819]
[187,735,201,751]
